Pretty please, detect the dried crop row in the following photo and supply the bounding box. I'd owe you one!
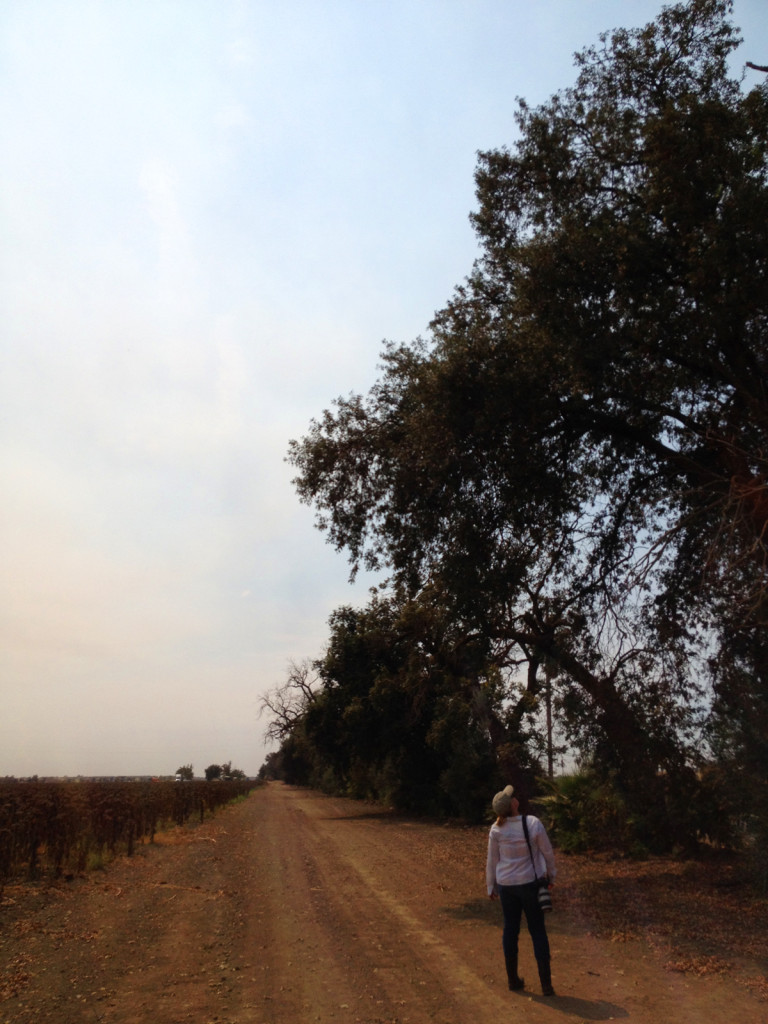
[0,779,255,891]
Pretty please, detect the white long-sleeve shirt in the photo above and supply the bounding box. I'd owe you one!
[486,814,557,895]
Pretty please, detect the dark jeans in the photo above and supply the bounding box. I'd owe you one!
[499,881,551,967]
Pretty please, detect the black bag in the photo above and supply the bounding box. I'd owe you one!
[522,814,552,913]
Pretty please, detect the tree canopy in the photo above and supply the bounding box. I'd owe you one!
[282,0,768,843]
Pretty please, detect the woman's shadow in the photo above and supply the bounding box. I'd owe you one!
[521,992,628,1020]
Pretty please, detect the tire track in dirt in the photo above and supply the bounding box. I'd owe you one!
[287,787,509,1020]
[235,780,509,1022]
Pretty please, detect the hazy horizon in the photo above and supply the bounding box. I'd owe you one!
[3,0,766,779]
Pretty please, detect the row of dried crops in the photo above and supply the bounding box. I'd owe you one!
[0,778,256,890]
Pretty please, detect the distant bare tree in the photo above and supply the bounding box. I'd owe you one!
[259,659,320,743]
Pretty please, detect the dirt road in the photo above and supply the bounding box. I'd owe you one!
[1,782,766,1023]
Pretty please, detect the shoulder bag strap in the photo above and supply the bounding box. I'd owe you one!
[521,814,540,882]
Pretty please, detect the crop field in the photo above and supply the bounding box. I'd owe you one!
[0,778,256,890]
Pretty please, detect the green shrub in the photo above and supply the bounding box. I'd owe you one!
[536,772,642,855]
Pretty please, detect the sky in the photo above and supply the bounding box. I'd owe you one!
[2,0,766,779]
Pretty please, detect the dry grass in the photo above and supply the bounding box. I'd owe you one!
[556,851,768,998]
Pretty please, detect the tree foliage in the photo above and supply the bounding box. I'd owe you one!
[260,592,530,818]
[281,0,768,845]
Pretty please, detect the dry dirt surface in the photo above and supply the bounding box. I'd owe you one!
[1,781,767,1024]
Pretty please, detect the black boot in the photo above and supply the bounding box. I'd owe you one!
[538,960,555,997]
[505,955,525,991]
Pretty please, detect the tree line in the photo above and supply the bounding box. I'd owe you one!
[174,763,247,782]
[262,0,768,853]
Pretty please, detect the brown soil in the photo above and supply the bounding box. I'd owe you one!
[1,781,766,1024]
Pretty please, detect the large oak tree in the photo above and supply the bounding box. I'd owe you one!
[289,0,768,842]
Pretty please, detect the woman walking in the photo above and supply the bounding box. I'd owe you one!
[486,784,557,996]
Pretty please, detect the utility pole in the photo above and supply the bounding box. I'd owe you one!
[544,662,554,778]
